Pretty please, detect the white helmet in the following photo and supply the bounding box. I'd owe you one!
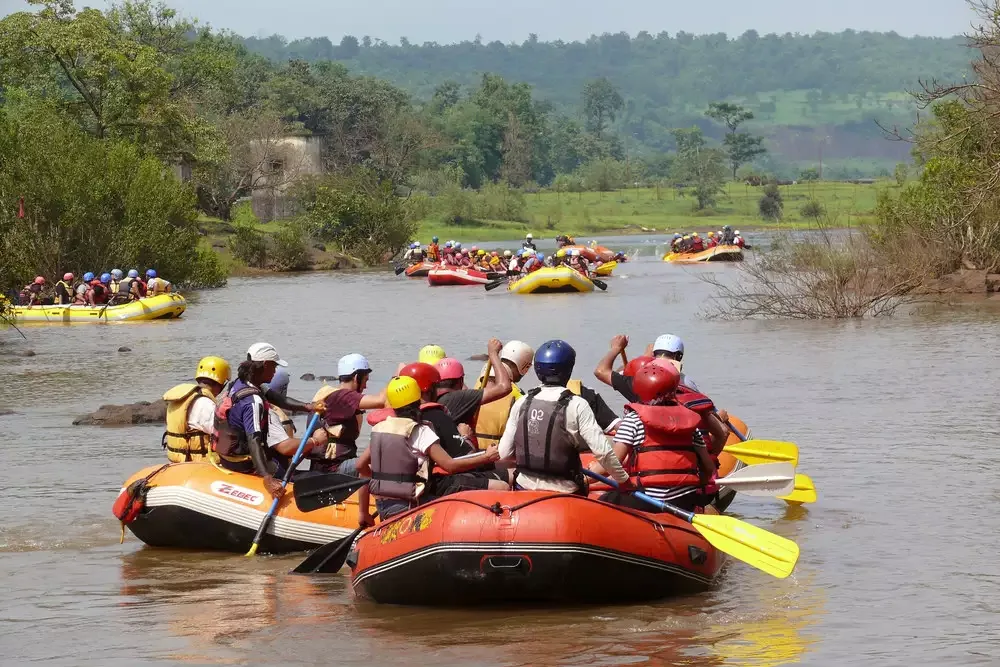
[526,233,533,239]
[734,230,741,235]
[500,340,534,378]
[653,334,684,355]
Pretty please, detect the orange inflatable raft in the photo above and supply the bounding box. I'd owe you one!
[404,261,437,277]
[348,490,722,605]
[427,267,491,286]
[115,462,367,554]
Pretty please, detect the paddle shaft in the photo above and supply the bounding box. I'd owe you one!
[582,469,694,523]
[246,412,322,556]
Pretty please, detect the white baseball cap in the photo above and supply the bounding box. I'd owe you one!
[338,353,371,377]
[247,342,287,366]
[653,334,684,354]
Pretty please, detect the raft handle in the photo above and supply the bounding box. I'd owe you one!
[481,555,532,575]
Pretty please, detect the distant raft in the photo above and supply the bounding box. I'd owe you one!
[404,261,437,278]
[427,267,491,286]
[508,267,595,294]
[663,245,744,263]
[11,294,186,324]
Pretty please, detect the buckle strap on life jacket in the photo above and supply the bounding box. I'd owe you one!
[372,471,421,483]
[636,468,701,476]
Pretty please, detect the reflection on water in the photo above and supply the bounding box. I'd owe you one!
[2,233,999,666]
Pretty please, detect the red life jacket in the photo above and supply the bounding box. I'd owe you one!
[691,239,705,252]
[211,385,267,459]
[112,463,170,536]
[624,403,703,490]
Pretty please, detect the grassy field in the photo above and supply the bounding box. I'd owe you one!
[416,180,889,242]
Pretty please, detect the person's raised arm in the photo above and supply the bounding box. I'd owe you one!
[594,335,628,387]
[480,338,511,404]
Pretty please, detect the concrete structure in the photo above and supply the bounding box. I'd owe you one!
[251,135,324,222]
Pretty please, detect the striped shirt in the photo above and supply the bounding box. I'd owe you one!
[613,410,706,502]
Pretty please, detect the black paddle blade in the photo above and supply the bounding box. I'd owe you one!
[394,265,407,275]
[292,526,363,574]
[591,277,608,291]
[484,278,508,291]
[294,480,367,512]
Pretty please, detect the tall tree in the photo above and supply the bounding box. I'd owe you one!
[670,126,727,209]
[582,77,623,139]
[706,102,767,178]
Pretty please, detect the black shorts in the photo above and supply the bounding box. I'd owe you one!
[599,489,701,513]
[430,471,504,497]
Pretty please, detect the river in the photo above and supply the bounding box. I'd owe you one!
[2,233,998,666]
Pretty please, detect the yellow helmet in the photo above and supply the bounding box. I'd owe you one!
[196,356,231,385]
[556,249,566,258]
[387,375,422,409]
[418,344,446,365]
[477,249,485,256]
[708,231,715,237]
[693,232,700,237]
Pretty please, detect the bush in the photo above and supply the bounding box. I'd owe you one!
[269,224,311,271]
[799,167,820,181]
[759,184,784,220]
[436,182,477,223]
[577,158,626,191]
[476,182,527,221]
[228,223,268,267]
[552,173,585,193]
[800,199,826,220]
[181,247,228,288]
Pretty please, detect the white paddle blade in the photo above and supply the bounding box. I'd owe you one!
[718,462,796,497]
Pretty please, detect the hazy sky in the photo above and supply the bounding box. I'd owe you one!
[0,0,972,42]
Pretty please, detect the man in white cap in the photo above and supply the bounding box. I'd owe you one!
[521,233,536,251]
[650,334,699,391]
[243,342,322,416]
[307,353,388,475]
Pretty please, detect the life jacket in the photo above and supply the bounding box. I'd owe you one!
[309,387,362,469]
[369,417,428,501]
[427,244,439,261]
[112,463,170,542]
[512,388,580,481]
[211,385,267,463]
[692,239,705,252]
[162,383,216,463]
[274,405,295,437]
[625,403,703,489]
[110,279,121,294]
[473,384,523,449]
[89,280,107,304]
[54,280,73,304]
[135,280,147,297]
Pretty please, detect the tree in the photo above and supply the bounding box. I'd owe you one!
[582,77,623,139]
[706,102,754,133]
[706,102,767,179]
[759,184,783,220]
[670,127,727,209]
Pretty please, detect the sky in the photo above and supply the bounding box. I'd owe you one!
[0,0,972,43]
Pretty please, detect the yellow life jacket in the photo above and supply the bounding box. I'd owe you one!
[54,280,73,304]
[109,279,121,294]
[566,379,582,396]
[274,405,295,437]
[162,382,216,463]
[471,382,524,450]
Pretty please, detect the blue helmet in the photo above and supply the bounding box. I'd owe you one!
[111,269,122,279]
[537,252,545,261]
[454,242,462,250]
[100,273,111,284]
[262,366,290,398]
[127,269,139,278]
[146,269,157,279]
[534,340,576,385]
[83,272,95,282]
[432,236,439,243]
[445,241,453,248]
[410,242,419,249]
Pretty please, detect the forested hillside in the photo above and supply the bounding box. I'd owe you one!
[244,30,970,176]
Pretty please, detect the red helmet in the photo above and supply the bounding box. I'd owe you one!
[632,363,680,404]
[435,357,465,381]
[399,362,441,393]
[34,276,45,285]
[623,355,655,378]
[63,273,74,281]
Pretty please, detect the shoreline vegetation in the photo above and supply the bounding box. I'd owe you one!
[1,0,998,321]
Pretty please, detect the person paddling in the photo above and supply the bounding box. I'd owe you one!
[590,362,715,512]
[355,376,500,525]
[261,366,326,478]
[498,340,628,493]
[433,339,511,442]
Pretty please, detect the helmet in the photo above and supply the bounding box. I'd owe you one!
[127,269,139,278]
[500,340,534,377]
[556,249,566,258]
[337,353,371,378]
[707,231,715,237]
[673,233,681,238]
[386,375,422,410]
[724,225,732,231]
[534,340,575,385]
[463,248,470,255]
[445,241,453,248]
[693,232,699,237]
[471,246,479,253]
[63,273,73,282]
[653,334,684,355]
[100,273,111,284]
[477,249,485,256]
[734,230,741,235]
[262,366,290,397]
[504,250,512,258]
[196,356,231,386]
[418,344,447,365]
[632,363,680,404]
[491,251,498,257]
[410,242,419,249]
[146,269,157,279]
[83,272,95,282]
[111,269,122,279]
[454,242,462,250]
[435,357,465,382]
[624,355,655,378]
[399,362,441,393]
[33,276,45,285]
[432,236,439,243]
[537,253,545,261]
[526,233,533,239]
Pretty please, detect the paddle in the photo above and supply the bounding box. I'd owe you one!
[724,440,799,467]
[582,469,799,579]
[245,412,322,557]
[484,278,509,291]
[292,517,377,575]
[394,264,407,275]
[779,473,817,505]
[590,276,608,291]
[716,462,795,497]
[293,472,369,512]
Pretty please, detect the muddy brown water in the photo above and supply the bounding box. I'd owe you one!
[2,233,999,666]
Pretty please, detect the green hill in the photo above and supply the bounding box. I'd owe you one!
[243,30,970,177]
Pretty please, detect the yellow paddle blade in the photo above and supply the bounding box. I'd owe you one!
[691,514,799,579]
[725,440,799,467]
[779,474,817,505]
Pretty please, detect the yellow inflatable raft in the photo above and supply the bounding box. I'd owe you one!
[12,294,186,324]
[508,267,594,294]
[594,260,617,277]
[663,245,743,263]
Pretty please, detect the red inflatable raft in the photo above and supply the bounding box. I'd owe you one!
[348,490,722,605]
[427,267,491,286]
